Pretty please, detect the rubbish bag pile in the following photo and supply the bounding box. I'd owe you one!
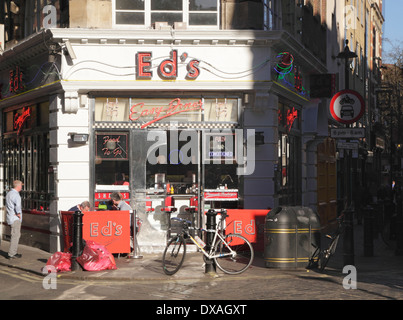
[44,240,117,272]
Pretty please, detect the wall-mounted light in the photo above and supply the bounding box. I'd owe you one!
[63,40,77,60]
[68,132,89,143]
[243,93,250,104]
[255,131,265,146]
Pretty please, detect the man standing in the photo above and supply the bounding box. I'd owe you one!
[6,180,23,259]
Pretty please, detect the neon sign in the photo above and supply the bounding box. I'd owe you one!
[274,52,294,76]
[273,52,308,97]
[9,66,24,93]
[129,98,204,129]
[286,107,298,132]
[14,107,31,135]
[278,106,299,132]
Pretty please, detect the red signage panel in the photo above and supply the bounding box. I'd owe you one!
[204,191,238,201]
[224,209,269,252]
[82,211,131,254]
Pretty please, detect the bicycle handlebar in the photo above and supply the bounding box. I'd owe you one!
[171,217,192,225]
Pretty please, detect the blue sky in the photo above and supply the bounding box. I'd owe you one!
[383,0,403,61]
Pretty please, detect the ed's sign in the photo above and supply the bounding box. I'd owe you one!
[83,211,131,253]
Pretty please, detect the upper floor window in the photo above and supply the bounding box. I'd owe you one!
[113,0,219,29]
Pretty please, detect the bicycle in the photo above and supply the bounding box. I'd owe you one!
[162,209,254,275]
[306,213,344,271]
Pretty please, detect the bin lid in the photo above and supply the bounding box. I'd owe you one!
[265,206,320,228]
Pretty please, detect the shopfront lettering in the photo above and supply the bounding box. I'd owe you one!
[14,107,31,135]
[234,220,256,235]
[96,134,128,160]
[90,221,123,237]
[136,50,200,80]
[101,135,123,157]
[130,98,203,129]
[9,66,24,93]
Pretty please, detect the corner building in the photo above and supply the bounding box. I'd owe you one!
[0,0,330,252]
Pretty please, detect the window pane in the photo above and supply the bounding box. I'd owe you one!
[189,0,217,11]
[116,12,144,24]
[151,0,182,10]
[96,161,130,186]
[116,0,144,10]
[189,13,217,25]
[151,12,182,25]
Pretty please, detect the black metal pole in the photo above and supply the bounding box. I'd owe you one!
[363,205,374,257]
[205,209,217,274]
[71,210,84,271]
[396,88,403,255]
[340,41,355,266]
[395,194,403,255]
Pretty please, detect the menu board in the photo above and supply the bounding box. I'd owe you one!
[96,133,128,160]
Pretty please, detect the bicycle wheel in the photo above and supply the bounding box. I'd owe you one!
[214,234,254,275]
[306,246,321,269]
[319,235,339,271]
[162,236,186,275]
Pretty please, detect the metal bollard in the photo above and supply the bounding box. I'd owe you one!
[205,209,217,274]
[71,210,84,271]
[363,206,374,257]
[343,208,355,266]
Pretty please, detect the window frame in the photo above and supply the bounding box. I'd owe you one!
[112,0,220,30]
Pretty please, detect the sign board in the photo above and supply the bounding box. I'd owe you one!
[310,73,337,98]
[223,209,269,251]
[83,211,131,253]
[204,190,239,201]
[337,142,358,150]
[204,132,237,162]
[96,133,128,160]
[329,90,365,124]
[330,128,365,138]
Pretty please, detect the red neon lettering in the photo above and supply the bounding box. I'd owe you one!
[186,60,200,80]
[129,98,203,128]
[14,107,31,135]
[158,50,178,79]
[286,107,298,132]
[136,52,153,79]
[103,135,121,145]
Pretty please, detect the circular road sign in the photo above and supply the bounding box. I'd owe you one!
[329,89,365,124]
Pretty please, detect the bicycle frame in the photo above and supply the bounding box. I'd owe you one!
[178,215,235,260]
[188,229,235,260]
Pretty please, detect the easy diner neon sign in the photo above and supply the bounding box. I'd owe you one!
[129,98,203,129]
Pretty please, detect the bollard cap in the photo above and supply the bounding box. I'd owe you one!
[206,209,217,216]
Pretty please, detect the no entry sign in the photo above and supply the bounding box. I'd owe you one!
[330,90,365,124]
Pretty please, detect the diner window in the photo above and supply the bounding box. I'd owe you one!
[2,102,50,211]
[95,132,130,190]
[113,0,219,29]
[146,130,199,193]
[3,135,50,211]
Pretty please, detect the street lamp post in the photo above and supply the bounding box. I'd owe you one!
[337,40,357,266]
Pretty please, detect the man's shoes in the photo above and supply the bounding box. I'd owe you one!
[7,254,22,259]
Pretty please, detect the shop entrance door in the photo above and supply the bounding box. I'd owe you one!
[130,129,201,248]
[317,138,337,230]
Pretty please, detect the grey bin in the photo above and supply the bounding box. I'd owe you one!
[264,206,321,268]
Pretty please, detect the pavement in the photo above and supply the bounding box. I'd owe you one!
[1,222,403,285]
